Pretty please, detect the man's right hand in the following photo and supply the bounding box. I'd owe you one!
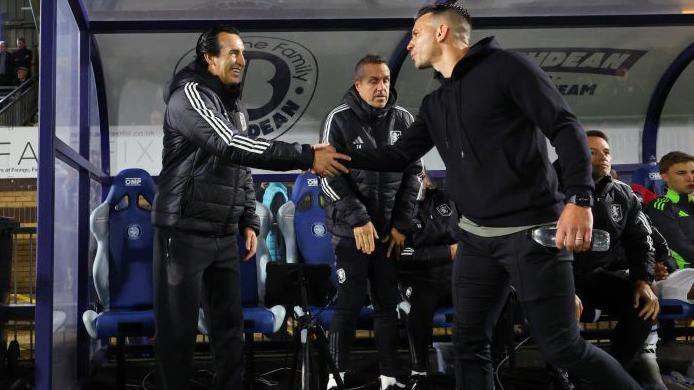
[353,221,379,255]
[311,144,350,177]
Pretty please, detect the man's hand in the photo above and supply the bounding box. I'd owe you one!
[654,262,669,281]
[633,280,660,321]
[449,243,459,260]
[243,227,257,261]
[574,294,584,322]
[353,221,379,255]
[311,144,350,177]
[383,227,406,259]
[556,204,593,253]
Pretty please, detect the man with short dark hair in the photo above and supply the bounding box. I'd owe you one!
[13,38,31,76]
[320,54,423,390]
[572,130,658,372]
[647,151,694,269]
[0,41,15,85]
[345,4,643,389]
[153,25,349,390]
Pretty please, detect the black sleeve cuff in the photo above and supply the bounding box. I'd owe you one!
[298,144,314,171]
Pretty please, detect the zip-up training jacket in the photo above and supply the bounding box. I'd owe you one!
[399,188,461,286]
[573,175,655,282]
[320,86,423,238]
[347,37,593,227]
[647,188,694,269]
[152,61,314,235]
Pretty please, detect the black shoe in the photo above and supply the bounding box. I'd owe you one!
[407,375,427,390]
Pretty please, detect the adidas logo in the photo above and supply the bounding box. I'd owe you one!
[679,210,689,217]
[352,136,365,150]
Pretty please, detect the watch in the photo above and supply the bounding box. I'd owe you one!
[567,194,594,208]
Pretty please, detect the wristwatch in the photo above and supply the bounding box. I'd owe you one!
[567,194,594,208]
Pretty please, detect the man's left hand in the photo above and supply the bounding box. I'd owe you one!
[243,227,257,261]
[383,227,406,259]
[633,280,660,321]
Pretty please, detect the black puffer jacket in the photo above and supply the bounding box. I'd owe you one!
[152,61,314,235]
[320,87,423,238]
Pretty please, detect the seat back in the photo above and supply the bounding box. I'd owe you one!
[631,162,666,197]
[91,168,156,311]
[262,182,289,262]
[291,173,334,267]
[277,202,299,263]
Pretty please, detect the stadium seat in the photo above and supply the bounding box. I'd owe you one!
[81,168,157,389]
[631,161,666,197]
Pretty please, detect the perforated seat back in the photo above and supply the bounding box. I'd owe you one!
[103,169,156,310]
[291,173,335,267]
[631,162,666,197]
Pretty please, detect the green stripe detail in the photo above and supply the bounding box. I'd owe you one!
[670,249,690,270]
[665,188,680,204]
[680,210,690,217]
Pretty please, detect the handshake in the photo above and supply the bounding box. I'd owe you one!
[311,144,351,177]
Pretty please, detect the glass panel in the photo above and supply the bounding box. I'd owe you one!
[89,65,102,171]
[55,0,80,150]
[96,30,406,174]
[657,62,694,161]
[52,159,79,388]
[396,25,694,167]
[84,0,694,21]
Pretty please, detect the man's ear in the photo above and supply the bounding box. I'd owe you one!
[436,24,449,43]
[203,52,215,67]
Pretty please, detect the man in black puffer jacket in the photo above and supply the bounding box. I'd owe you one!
[320,54,423,390]
[152,26,349,390]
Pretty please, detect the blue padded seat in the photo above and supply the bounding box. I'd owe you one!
[82,168,157,339]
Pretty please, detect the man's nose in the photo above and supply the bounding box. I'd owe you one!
[406,39,414,51]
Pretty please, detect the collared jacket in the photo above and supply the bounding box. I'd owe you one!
[347,37,593,227]
[574,175,655,282]
[647,188,694,268]
[320,86,423,238]
[152,61,314,235]
[399,188,461,287]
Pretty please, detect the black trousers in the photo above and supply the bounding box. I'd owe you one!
[576,268,654,367]
[329,237,400,377]
[153,228,244,390]
[453,229,642,390]
[400,279,452,373]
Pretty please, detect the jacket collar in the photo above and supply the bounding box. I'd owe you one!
[665,188,694,204]
[594,175,614,198]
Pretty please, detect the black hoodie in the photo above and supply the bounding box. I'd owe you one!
[152,61,314,234]
[320,86,423,238]
[349,37,593,227]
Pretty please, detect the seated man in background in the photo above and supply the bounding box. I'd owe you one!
[567,131,658,381]
[647,151,694,269]
[397,171,460,389]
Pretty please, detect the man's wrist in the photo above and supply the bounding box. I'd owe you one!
[566,194,594,208]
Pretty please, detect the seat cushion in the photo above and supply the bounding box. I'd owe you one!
[95,310,155,338]
[243,307,279,334]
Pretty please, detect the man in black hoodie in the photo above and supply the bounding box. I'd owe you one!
[345,5,642,390]
[320,54,423,390]
[153,26,349,390]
